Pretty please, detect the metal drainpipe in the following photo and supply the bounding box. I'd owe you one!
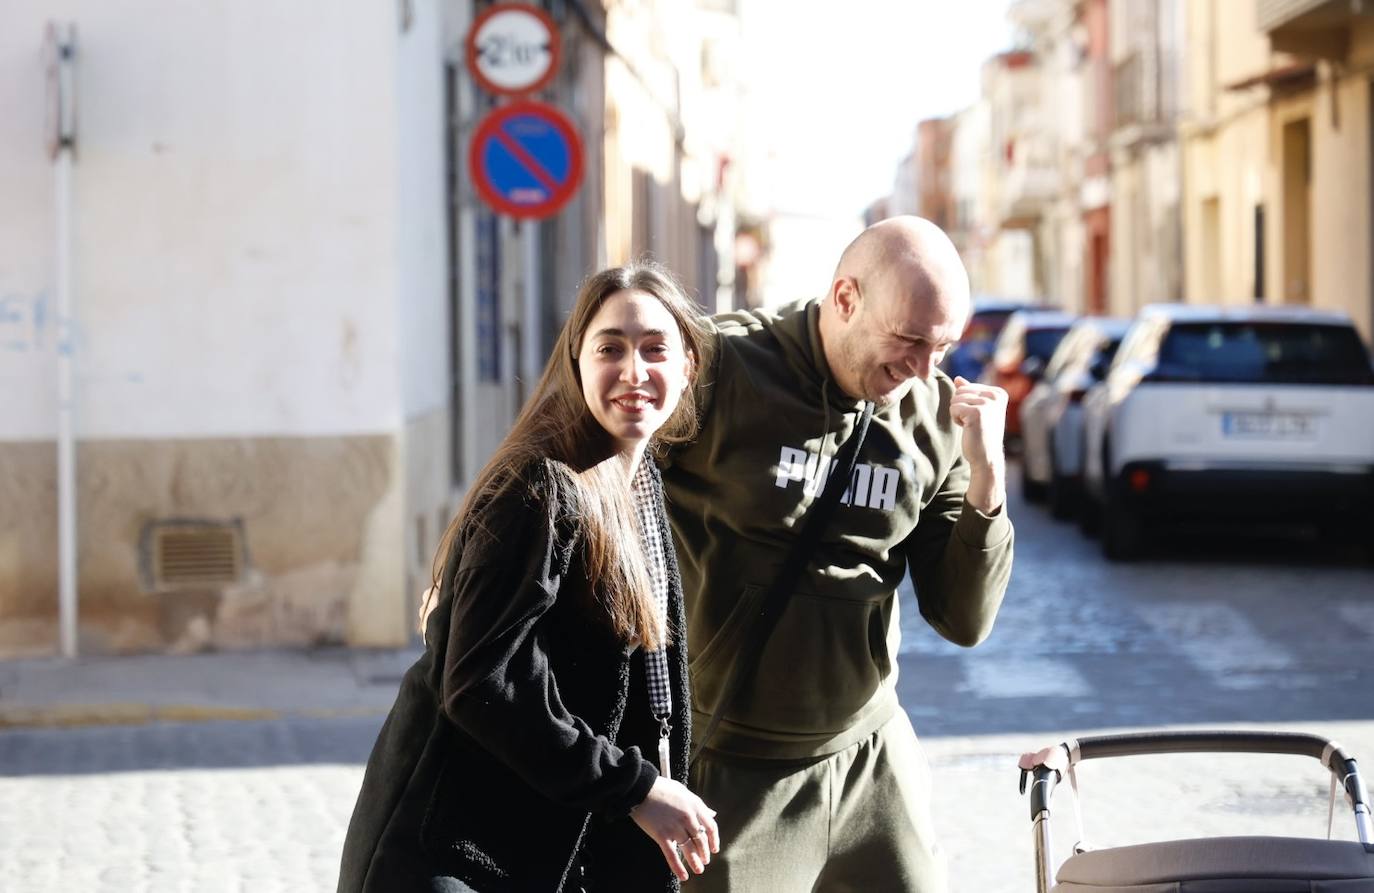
[49,22,80,659]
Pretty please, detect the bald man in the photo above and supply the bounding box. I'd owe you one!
[660,216,1014,891]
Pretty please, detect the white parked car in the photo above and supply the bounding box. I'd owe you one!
[1079,304,1374,560]
[1019,316,1130,518]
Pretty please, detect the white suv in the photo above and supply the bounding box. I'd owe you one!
[1080,304,1374,560]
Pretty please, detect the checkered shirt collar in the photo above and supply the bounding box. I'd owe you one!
[631,459,672,721]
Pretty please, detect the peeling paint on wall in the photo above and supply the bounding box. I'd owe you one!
[0,433,404,658]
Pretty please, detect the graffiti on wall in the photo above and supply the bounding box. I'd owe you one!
[0,292,50,353]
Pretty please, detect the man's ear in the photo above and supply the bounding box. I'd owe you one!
[832,277,863,322]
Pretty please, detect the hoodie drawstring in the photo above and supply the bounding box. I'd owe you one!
[818,377,833,455]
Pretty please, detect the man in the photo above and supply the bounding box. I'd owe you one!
[660,216,1013,891]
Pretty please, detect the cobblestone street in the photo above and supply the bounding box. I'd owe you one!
[3,473,1373,891]
[0,720,364,893]
[5,716,1371,892]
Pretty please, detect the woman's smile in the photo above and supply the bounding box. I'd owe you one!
[611,391,654,413]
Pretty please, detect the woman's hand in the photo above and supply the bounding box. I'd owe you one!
[629,777,720,881]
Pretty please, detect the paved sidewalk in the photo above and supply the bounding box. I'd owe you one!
[0,646,422,729]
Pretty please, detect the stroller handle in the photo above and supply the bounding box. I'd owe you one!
[1074,730,1334,761]
[1021,731,1374,893]
[1023,730,1372,846]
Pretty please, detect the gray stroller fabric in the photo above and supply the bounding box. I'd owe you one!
[1051,836,1374,892]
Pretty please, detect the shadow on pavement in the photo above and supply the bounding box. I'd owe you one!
[1121,522,1372,568]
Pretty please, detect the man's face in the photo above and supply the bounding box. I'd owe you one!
[835,277,967,406]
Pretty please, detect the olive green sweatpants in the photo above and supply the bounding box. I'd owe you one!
[688,712,948,893]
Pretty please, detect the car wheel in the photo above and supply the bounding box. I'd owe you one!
[1078,438,1109,537]
[1316,519,1374,564]
[1102,492,1147,562]
[1078,498,1102,538]
[1021,460,1047,503]
[1047,455,1076,521]
[1048,473,1076,520]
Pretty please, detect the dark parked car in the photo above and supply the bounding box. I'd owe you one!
[942,297,1026,382]
[979,308,1074,443]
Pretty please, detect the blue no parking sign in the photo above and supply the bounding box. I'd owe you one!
[469,101,584,220]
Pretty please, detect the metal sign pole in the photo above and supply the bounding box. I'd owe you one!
[56,138,76,659]
[47,22,79,658]
[521,219,541,395]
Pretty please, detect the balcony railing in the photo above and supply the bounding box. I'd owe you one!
[1114,52,1145,129]
[1257,0,1361,58]
[1086,57,1113,141]
[1000,161,1058,227]
[1257,0,1330,31]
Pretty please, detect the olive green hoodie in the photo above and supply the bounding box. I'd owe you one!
[661,298,1013,761]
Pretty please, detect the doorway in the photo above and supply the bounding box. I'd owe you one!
[1281,118,1311,304]
[1200,196,1220,299]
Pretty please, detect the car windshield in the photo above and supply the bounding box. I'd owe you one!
[1080,337,1125,380]
[962,310,1015,344]
[1025,327,1069,363]
[1156,322,1374,384]
[1098,336,1124,365]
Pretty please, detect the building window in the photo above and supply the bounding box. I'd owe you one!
[476,208,502,382]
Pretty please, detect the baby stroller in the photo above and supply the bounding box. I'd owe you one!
[1018,730,1374,892]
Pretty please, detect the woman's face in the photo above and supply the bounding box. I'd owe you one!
[577,288,692,458]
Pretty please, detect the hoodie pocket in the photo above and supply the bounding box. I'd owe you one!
[693,587,891,736]
[687,584,765,684]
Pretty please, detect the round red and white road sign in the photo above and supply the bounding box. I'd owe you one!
[465,4,560,97]
[469,101,584,220]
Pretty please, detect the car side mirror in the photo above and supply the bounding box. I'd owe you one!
[1020,356,1046,381]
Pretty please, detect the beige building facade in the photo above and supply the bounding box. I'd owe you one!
[1261,4,1374,339]
[979,49,1047,300]
[1109,0,1185,315]
[1182,0,1290,308]
[1184,0,1374,341]
[1011,0,1094,312]
[601,0,740,312]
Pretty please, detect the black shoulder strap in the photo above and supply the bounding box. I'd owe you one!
[690,400,875,765]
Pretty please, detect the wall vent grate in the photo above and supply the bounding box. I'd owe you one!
[142,521,245,590]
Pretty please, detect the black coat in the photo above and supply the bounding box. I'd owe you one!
[338,461,692,892]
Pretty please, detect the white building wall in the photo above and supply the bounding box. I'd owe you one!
[0,0,456,656]
[2,0,405,441]
[395,5,450,420]
[1047,3,1086,310]
[993,230,1038,299]
[890,149,920,217]
[950,101,994,288]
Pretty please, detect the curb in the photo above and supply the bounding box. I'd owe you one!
[0,703,389,730]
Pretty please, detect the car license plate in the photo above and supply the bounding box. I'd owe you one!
[1221,411,1314,439]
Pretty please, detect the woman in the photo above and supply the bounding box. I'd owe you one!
[338,263,719,892]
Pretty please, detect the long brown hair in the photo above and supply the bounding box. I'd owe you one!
[422,261,711,649]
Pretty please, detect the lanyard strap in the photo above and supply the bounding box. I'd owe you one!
[632,461,674,776]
